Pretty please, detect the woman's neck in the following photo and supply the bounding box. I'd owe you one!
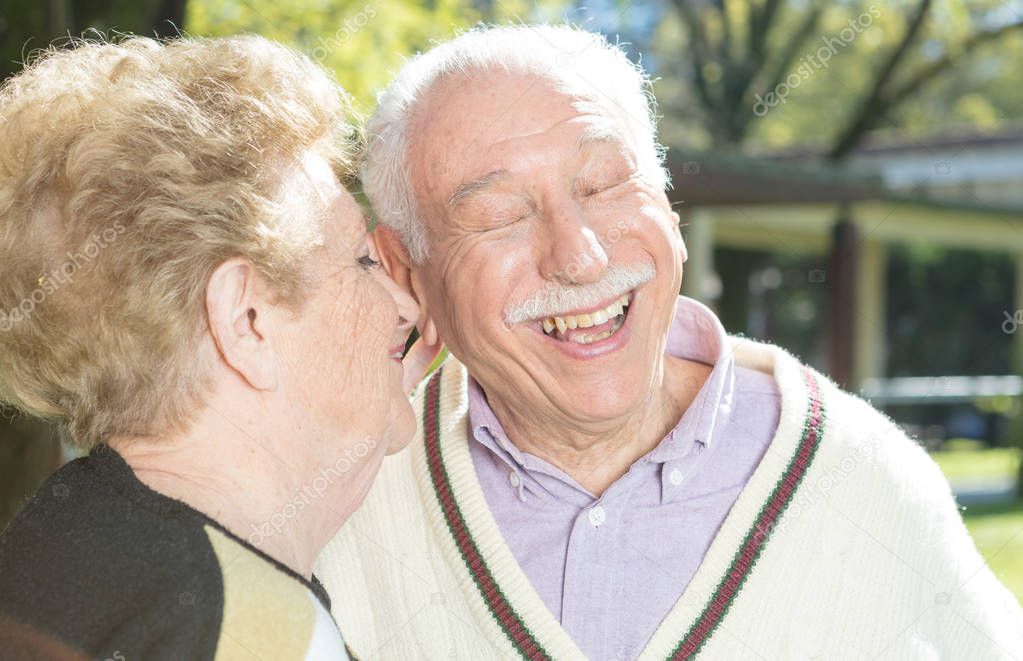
[111,423,327,580]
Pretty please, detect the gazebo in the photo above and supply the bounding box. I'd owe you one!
[671,128,1023,390]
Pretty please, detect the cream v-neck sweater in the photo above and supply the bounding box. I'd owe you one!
[316,339,1023,660]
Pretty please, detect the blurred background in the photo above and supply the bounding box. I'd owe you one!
[2,0,1021,599]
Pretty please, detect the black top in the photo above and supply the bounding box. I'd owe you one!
[0,445,334,660]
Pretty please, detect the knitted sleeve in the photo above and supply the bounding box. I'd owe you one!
[838,389,1023,657]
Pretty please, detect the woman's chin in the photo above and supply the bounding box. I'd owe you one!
[384,399,417,455]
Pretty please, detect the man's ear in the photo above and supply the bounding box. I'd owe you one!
[373,226,439,346]
[372,226,412,291]
[205,258,278,390]
[671,211,688,264]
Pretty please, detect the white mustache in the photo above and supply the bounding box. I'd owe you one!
[504,261,655,324]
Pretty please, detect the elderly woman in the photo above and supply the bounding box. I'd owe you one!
[0,36,436,658]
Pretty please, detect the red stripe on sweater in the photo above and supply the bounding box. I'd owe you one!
[672,367,824,659]
[423,371,552,661]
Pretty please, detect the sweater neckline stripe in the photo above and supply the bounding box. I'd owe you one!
[424,369,553,661]
[670,366,826,659]
[424,357,825,661]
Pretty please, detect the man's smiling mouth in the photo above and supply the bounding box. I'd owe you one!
[537,292,633,345]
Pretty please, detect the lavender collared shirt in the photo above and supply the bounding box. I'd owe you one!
[468,296,781,661]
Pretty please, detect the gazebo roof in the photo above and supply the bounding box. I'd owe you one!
[666,150,1023,219]
[666,151,881,206]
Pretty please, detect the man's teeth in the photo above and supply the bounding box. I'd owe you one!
[541,294,630,340]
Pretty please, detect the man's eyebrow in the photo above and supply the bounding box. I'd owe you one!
[577,125,627,152]
[446,169,509,209]
[445,130,627,209]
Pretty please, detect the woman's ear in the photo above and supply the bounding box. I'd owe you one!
[373,226,440,346]
[205,258,278,390]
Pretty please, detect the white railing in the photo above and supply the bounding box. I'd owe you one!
[859,375,1023,405]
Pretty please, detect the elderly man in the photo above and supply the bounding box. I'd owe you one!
[317,25,1023,660]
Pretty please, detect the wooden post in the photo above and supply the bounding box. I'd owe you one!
[827,215,860,389]
[853,238,888,389]
[1015,254,1023,498]
[1014,254,1023,373]
[46,0,74,37]
[0,413,61,528]
[681,208,717,304]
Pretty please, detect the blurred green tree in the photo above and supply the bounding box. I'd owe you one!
[184,0,550,114]
[649,0,1023,155]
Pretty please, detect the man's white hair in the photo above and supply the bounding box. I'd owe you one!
[362,23,669,263]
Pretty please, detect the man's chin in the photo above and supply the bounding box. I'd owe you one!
[526,381,643,424]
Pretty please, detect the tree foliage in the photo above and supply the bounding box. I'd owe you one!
[184,0,545,114]
[648,0,1023,156]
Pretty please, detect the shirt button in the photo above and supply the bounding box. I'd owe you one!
[669,468,684,486]
[508,471,521,488]
[587,505,606,527]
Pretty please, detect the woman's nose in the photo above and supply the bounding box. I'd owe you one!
[379,272,419,336]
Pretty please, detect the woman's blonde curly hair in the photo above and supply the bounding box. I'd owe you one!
[0,35,359,447]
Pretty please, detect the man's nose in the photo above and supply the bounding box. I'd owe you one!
[537,202,609,285]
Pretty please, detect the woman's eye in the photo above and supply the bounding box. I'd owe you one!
[357,254,381,270]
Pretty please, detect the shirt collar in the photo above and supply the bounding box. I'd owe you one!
[647,296,736,463]
[467,295,736,488]
[468,377,524,464]
[467,380,546,500]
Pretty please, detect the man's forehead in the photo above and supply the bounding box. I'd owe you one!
[414,72,613,155]
[408,71,632,206]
